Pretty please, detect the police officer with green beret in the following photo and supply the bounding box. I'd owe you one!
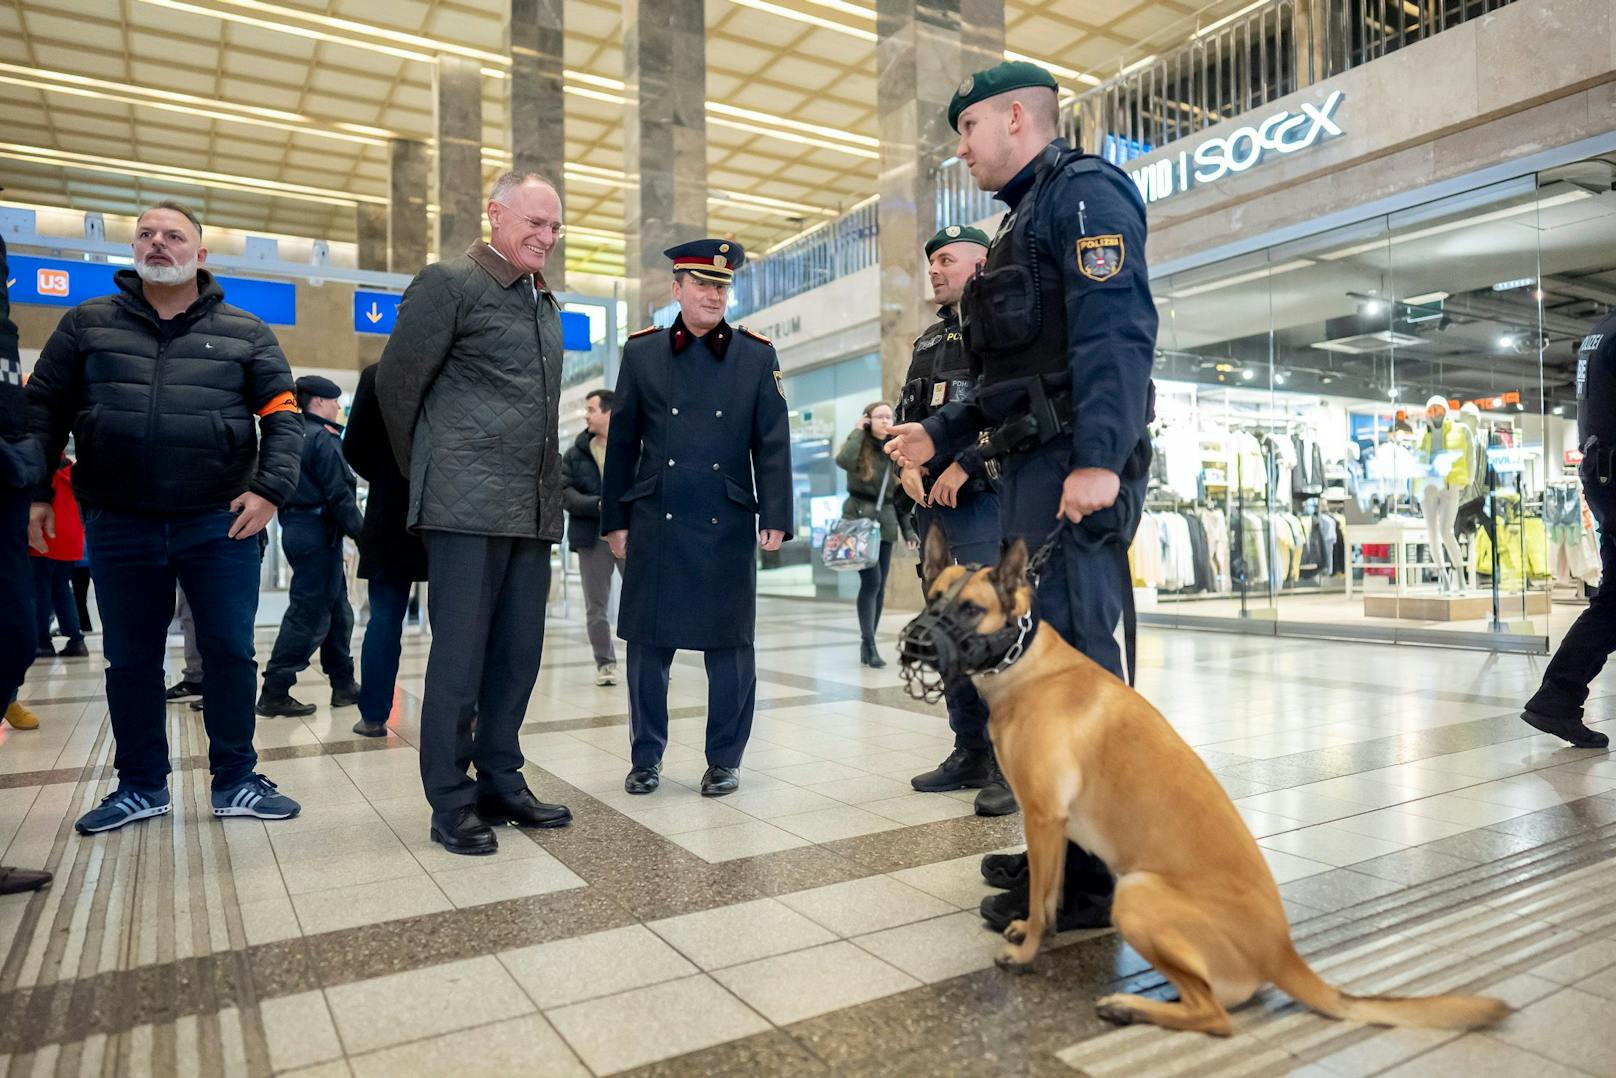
[886,60,1158,933]
[899,224,1014,817]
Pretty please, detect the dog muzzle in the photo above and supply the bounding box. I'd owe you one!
[897,572,1035,704]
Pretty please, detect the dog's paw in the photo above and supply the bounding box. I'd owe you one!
[995,947,1035,974]
[1095,995,1139,1026]
[1003,919,1029,944]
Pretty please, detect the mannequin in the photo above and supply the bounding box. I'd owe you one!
[1417,395,1473,593]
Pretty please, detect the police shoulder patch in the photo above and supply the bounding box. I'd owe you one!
[773,370,786,399]
[1076,234,1125,282]
[738,325,772,346]
[628,324,663,339]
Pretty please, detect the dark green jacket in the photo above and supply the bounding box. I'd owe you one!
[836,429,916,545]
[376,242,565,541]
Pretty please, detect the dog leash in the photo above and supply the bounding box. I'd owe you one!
[1025,521,1138,688]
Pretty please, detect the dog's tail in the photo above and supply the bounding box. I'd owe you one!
[1270,944,1511,1029]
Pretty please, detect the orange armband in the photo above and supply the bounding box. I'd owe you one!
[256,391,299,417]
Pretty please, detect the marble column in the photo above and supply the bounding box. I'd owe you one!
[623,0,708,326]
[435,54,485,258]
[875,0,970,403]
[958,0,1004,80]
[388,138,430,273]
[355,204,388,272]
[509,0,567,290]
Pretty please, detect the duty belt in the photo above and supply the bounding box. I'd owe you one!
[977,380,1072,464]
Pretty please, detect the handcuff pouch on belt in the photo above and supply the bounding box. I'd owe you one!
[1583,436,1616,485]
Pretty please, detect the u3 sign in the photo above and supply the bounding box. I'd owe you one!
[1129,90,1345,204]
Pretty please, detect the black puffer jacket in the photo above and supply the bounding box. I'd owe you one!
[26,269,303,513]
[560,429,606,550]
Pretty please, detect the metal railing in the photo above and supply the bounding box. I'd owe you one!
[1079,0,1520,167]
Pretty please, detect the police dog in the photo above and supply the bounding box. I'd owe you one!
[897,527,1510,1037]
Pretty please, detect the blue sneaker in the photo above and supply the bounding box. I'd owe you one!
[212,774,301,820]
[75,785,171,834]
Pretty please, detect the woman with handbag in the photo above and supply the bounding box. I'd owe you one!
[835,402,917,667]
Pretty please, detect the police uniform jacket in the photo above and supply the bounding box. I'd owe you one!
[600,314,793,649]
[1577,309,1616,449]
[921,138,1156,540]
[896,306,992,496]
[283,410,363,541]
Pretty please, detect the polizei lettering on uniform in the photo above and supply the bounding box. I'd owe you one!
[1128,90,1345,204]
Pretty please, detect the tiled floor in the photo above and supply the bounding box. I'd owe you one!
[3,594,1616,1076]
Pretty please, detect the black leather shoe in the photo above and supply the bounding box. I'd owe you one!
[981,852,1029,890]
[911,747,992,792]
[429,806,498,855]
[1522,709,1610,749]
[980,881,1113,933]
[166,680,203,702]
[700,766,740,797]
[330,683,361,708]
[256,692,316,718]
[59,639,90,658]
[624,765,661,794]
[0,865,53,895]
[476,787,572,829]
[35,644,55,658]
[351,719,388,738]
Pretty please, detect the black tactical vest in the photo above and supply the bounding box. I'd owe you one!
[897,311,974,426]
[960,142,1083,386]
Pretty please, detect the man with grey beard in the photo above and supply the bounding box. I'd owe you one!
[26,201,307,835]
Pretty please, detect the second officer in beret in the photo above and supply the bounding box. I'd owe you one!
[887,61,1158,933]
[601,239,793,797]
[258,375,364,717]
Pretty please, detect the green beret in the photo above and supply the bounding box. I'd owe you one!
[925,225,991,258]
[948,60,1059,132]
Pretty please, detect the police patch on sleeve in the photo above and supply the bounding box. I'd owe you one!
[1076,234,1125,281]
[774,370,786,399]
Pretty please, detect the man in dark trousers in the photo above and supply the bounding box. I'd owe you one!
[258,375,363,717]
[1522,311,1616,749]
[378,171,573,855]
[343,361,428,738]
[562,388,624,687]
[886,61,1157,933]
[897,224,1012,817]
[601,239,793,798]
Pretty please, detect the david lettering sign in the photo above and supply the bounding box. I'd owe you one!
[1130,90,1344,204]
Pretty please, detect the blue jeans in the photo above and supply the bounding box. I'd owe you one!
[84,507,262,790]
[358,573,412,724]
[32,557,83,648]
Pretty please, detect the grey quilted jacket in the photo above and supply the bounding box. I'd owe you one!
[376,242,564,540]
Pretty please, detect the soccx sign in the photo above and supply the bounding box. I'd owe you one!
[1128,89,1345,204]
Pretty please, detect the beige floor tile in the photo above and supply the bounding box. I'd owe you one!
[500,924,697,1009]
[259,990,343,1073]
[860,793,977,825]
[620,799,752,836]
[1235,807,1305,838]
[1397,794,1532,827]
[889,852,1011,909]
[324,956,535,1056]
[853,910,1026,983]
[778,874,958,937]
[544,974,769,1075]
[278,846,426,897]
[269,819,404,864]
[292,874,452,937]
[722,784,843,819]
[1259,823,1409,868]
[713,940,919,1025]
[802,774,918,805]
[429,851,585,909]
[237,893,303,946]
[1231,790,1371,826]
[1487,986,1616,1074]
[770,804,902,843]
[647,896,835,969]
[762,760,869,786]
[1258,847,1333,885]
[1381,1033,1585,1077]
[664,820,812,863]
[1326,807,1475,845]
[347,1014,588,1078]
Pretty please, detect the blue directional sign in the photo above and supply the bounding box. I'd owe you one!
[5,255,296,325]
[353,290,401,334]
[560,310,591,351]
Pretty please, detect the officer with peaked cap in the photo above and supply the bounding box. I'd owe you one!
[601,239,794,797]
[259,375,365,717]
[897,225,1014,817]
[885,60,1158,932]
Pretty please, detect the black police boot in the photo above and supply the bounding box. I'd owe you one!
[980,854,1116,933]
[910,747,992,792]
[974,756,1019,817]
[860,638,887,668]
[701,766,740,797]
[256,691,317,718]
[330,682,361,708]
[624,765,661,795]
[476,787,572,829]
[1521,709,1610,749]
[429,806,498,856]
[981,852,1029,890]
[59,639,90,658]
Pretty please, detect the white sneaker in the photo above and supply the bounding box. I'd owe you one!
[596,662,617,687]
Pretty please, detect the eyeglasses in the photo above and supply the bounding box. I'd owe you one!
[510,214,566,238]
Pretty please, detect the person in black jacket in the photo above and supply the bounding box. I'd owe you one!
[26,201,306,835]
[343,362,428,738]
[562,388,624,686]
[258,375,365,717]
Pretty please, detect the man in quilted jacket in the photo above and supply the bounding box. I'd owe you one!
[377,172,573,855]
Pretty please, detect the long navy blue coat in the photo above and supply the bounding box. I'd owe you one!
[600,315,793,649]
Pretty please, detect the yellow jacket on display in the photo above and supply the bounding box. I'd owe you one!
[1417,419,1472,488]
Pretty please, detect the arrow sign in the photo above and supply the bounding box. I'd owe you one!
[353,290,401,334]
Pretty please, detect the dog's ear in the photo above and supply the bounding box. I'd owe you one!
[922,523,951,591]
[996,537,1029,595]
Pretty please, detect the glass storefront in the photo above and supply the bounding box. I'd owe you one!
[1140,157,1616,650]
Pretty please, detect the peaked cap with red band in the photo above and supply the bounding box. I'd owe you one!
[665,238,746,283]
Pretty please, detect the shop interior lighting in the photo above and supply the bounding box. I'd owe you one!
[1491,277,1537,291]
[1168,258,1315,299]
[1318,189,1593,261]
[1240,368,1256,381]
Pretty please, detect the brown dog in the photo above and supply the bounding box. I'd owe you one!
[902,528,1510,1036]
